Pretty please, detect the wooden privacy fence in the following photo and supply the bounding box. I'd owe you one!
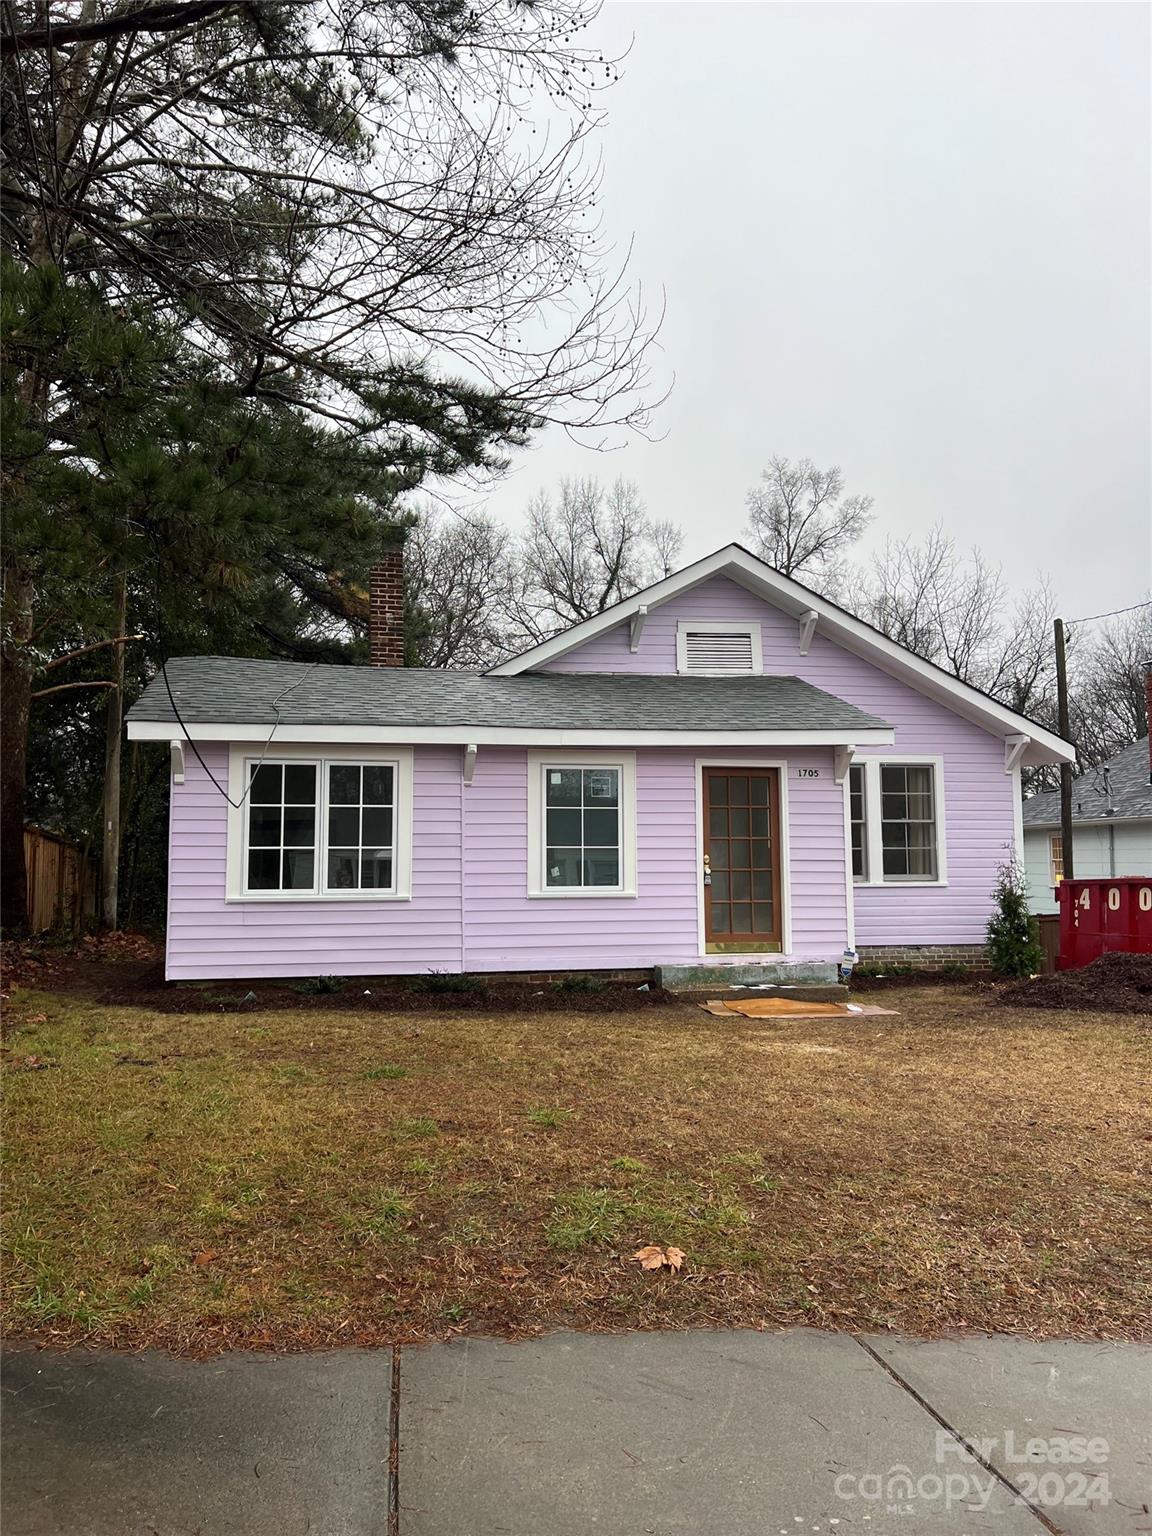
[23,826,99,934]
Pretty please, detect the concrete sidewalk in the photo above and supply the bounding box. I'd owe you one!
[3,1330,1148,1535]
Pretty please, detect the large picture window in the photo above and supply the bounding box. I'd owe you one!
[527,753,637,897]
[229,749,411,900]
[849,759,944,886]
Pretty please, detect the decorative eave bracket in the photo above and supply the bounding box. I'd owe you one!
[1004,734,1029,775]
[798,610,818,656]
[170,739,186,785]
[463,743,478,786]
[629,604,648,653]
[833,743,855,784]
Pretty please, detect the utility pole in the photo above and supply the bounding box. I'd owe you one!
[1053,617,1074,882]
[101,574,127,929]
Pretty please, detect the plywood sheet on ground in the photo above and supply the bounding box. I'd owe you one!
[698,999,898,1018]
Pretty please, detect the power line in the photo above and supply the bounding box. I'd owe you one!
[1065,599,1151,625]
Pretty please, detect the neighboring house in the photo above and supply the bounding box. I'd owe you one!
[1022,736,1152,915]
[126,544,1075,982]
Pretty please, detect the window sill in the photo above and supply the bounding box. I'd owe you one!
[527,888,638,900]
[226,891,412,903]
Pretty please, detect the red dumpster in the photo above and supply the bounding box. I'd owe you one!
[1057,876,1152,970]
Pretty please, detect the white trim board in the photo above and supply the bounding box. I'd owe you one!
[485,543,1075,768]
[131,720,894,748]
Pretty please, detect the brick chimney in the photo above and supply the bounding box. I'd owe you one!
[369,549,405,667]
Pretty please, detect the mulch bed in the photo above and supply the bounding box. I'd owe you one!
[3,935,679,1016]
[996,951,1152,1017]
[101,976,681,1015]
[849,968,990,991]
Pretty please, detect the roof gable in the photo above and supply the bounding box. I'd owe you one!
[487,544,1075,767]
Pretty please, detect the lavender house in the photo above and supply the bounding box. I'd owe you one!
[126,545,1074,982]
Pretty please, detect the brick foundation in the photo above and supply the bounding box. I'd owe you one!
[857,944,988,970]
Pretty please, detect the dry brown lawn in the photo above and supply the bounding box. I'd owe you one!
[3,982,1149,1352]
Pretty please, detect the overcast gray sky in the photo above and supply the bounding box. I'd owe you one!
[477,1,1150,619]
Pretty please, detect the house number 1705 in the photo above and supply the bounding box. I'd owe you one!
[797,768,820,779]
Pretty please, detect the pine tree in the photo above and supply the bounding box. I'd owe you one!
[1,260,526,928]
[986,861,1044,979]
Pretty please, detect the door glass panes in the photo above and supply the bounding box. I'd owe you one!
[326,763,395,891]
[880,763,937,880]
[707,773,775,937]
[545,767,621,887]
[247,763,317,891]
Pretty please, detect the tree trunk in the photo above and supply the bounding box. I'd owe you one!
[0,571,35,934]
[101,574,127,929]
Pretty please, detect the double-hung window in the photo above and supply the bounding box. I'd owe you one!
[849,758,944,886]
[228,748,412,900]
[527,752,636,897]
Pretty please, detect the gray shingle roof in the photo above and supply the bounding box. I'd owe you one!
[128,656,891,734]
[1022,737,1152,826]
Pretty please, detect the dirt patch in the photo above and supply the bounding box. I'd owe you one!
[996,951,1152,1017]
[850,969,990,991]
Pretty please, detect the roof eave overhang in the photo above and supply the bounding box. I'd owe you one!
[486,544,1077,766]
[126,720,896,748]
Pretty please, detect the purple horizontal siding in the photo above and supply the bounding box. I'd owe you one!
[461,746,846,971]
[166,742,848,979]
[166,743,463,980]
[544,575,1015,945]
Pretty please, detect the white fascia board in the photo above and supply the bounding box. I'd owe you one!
[127,719,895,748]
[487,543,1076,765]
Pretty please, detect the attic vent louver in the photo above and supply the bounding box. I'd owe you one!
[680,624,760,674]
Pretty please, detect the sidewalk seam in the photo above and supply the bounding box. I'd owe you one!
[388,1345,401,1536]
[852,1336,1064,1535]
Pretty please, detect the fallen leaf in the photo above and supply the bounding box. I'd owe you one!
[500,1263,529,1279]
[664,1246,685,1272]
[193,1249,219,1267]
[632,1244,685,1273]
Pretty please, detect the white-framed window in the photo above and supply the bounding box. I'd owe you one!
[526,751,637,898]
[676,620,762,675]
[1050,835,1064,888]
[848,757,947,887]
[226,744,413,901]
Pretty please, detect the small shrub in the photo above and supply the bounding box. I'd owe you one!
[413,971,483,995]
[527,1106,572,1128]
[986,861,1044,979]
[555,974,607,994]
[295,975,347,995]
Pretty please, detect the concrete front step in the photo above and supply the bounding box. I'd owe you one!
[655,960,846,1001]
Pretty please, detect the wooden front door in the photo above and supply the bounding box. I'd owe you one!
[703,768,782,951]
